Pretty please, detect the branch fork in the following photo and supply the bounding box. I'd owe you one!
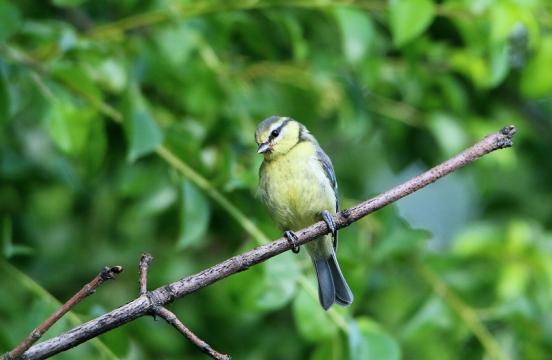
[138,253,231,360]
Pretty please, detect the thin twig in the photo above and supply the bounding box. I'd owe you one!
[4,266,123,360]
[14,126,516,360]
[156,307,231,360]
[138,253,230,359]
[139,253,153,296]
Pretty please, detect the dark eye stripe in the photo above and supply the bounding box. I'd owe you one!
[268,119,290,141]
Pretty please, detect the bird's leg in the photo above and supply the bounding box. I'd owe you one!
[321,210,337,239]
[284,230,301,254]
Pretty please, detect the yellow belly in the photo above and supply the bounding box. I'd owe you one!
[259,142,336,231]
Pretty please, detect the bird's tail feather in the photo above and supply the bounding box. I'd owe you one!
[313,254,353,310]
[328,253,354,306]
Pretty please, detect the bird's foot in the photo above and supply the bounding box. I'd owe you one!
[284,230,300,254]
[321,210,337,239]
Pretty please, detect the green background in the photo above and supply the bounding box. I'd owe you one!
[1,0,552,359]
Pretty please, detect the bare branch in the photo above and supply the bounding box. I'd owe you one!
[139,253,153,296]
[13,126,516,359]
[138,253,230,358]
[3,266,123,360]
[156,307,231,360]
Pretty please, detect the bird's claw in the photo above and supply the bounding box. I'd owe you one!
[284,230,300,254]
[321,210,337,239]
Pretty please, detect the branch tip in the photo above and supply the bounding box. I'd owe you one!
[500,125,516,137]
[5,264,121,360]
[140,253,154,266]
[100,266,123,281]
[496,125,517,149]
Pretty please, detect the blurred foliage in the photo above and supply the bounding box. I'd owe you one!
[1,0,552,359]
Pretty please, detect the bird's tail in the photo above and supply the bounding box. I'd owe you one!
[313,253,353,310]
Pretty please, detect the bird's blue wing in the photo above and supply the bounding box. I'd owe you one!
[316,148,338,210]
[316,148,339,249]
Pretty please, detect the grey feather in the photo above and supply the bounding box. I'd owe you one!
[328,253,353,305]
[313,258,335,310]
[316,148,339,249]
[316,148,338,200]
[313,254,353,310]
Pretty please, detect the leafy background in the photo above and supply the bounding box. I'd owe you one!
[1,0,552,359]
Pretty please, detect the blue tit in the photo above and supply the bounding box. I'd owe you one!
[256,116,353,310]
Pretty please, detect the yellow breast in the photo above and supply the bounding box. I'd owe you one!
[259,141,336,231]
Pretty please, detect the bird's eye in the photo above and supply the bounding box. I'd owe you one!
[271,129,280,138]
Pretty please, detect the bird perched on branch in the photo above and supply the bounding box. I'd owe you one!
[256,116,353,310]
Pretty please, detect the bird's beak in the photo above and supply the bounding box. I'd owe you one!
[257,142,271,154]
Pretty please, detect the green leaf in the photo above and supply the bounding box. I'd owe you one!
[0,64,9,123]
[520,36,552,98]
[51,0,87,8]
[46,91,98,155]
[450,48,506,89]
[311,337,345,360]
[155,23,199,67]
[80,118,107,174]
[223,252,298,312]
[490,2,522,43]
[452,222,502,257]
[292,285,338,342]
[349,317,400,360]
[177,180,210,248]
[428,112,468,155]
[372,214,429,262]
[334,7,375,64]
[498,262,530,300]
[51,62,102,103]
[0,0,21,42]
[91,58,127,93]
[123,85,163,162]
[402,297,452,338]
[488,41,510,88]
[389,0,435,47]
[255,254,299,310]
[2,218,34,259]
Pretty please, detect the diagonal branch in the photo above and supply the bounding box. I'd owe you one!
[12,125,516,360]
[155,307,231,360]
[3,266,123,360]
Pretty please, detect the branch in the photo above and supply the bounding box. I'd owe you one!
[155,307,231,360]
[3,266,123,360]
[13,126,516,359]
[138,253,153,296]
[138,254,230,359]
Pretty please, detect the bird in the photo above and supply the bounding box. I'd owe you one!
[256,116,353,310]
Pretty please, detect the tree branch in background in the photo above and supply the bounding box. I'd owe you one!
[4,266,123,360]
[5,126,516,360]
[138,254,230,360]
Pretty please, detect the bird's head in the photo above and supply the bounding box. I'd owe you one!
[255,116,303,159]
